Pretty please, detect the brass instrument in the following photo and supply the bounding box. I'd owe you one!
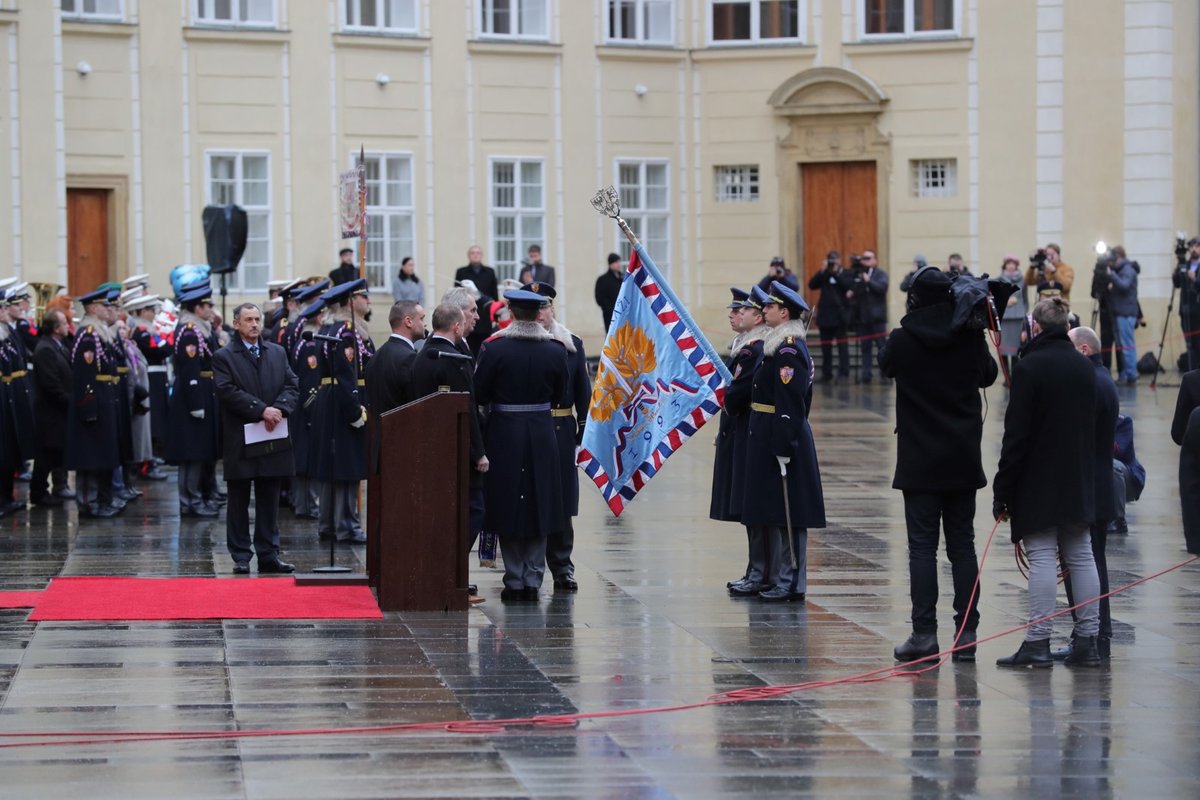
[27,282,66,317]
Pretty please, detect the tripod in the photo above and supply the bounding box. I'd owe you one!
[1150,277,1179,391]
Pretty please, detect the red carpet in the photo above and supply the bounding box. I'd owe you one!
[23,577,382,621]
[0,591,43,608]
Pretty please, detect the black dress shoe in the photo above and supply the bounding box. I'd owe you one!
[894,632,940,662]
[232,561,251,574]
[997,638,1053,668]
[30,495,63,508]
[1064,635,1102,666]
[337,532,367,544]
[758,586,805,603]
[729,581,770,597]
[523,587,539,601]
[553,576,579,592]
[52,487,76,500]
[467,584,478,595]
[257,558,295,574]
[726,575,749,589]
[82,503,119,519]
[500,588,524,602]
[181,505,219,518]
[950,630,977,663]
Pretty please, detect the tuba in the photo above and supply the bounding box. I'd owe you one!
[27,282,65,317]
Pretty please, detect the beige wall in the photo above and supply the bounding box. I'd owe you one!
[5,0,1198,364]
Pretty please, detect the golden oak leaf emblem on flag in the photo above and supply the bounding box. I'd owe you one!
[589,321,656,424]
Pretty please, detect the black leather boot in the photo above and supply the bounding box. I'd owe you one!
[951,629,977,663]
[1051,633,1076,661]
[996,638,1052,668]
[894,632,940,662]
[1064,635,1102,666]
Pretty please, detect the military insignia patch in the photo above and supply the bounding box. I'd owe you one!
[530,282,540,293]
[344,346,355,363]
[307,354,318,370]
[83,350,94,365]
[185,344,197,358]
[779,366,794,385]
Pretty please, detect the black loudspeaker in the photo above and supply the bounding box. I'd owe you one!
[202,204,248,275]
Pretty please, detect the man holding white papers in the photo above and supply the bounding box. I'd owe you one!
[213,303,299,575]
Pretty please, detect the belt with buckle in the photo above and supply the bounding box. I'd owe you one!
[320,378,367,386]
[550,408,574,418]
[492,402,551,413]
[95,374,118,383]
[750,402,776,414]
[199,370,214,378]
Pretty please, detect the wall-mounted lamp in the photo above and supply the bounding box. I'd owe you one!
[375,73,390,88]
[76,61,92,77]
[633,83,648,97]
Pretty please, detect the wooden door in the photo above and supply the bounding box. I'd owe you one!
[800,161,877,308]
[67,188,110,295]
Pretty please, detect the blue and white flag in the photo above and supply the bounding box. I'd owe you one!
[577,243,732,516]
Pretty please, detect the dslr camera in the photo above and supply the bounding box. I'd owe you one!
[1030,248,1049,274]
[849,253,865,272]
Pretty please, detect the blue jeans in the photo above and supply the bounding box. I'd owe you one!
[1115,315,1138,381]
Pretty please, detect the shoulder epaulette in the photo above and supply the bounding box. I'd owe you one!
[85,325,94,333]
[186,322,195,329]
[784,335,795,345]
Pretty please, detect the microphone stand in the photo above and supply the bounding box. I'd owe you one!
[311,323,352,575]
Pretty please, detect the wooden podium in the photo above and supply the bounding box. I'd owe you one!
[369,391,471,612]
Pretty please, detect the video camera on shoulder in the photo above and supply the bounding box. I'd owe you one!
[1176,232,1191,265]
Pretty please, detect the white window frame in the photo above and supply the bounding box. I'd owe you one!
[341,0,420,34]
[204,150,272,293]
[606,0,674,46]
[911,158,957,198]
[614,158,671,275]
[353,151,417,293]
[858,0,959,41]
[488,157,546,281]
[707,0,804,46]
[477,0,551,42]
[193,0,278,29]
[61,0,124,22]
[714,165,760,203]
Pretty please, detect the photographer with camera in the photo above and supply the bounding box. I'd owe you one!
[807,250,853,382]
[1107,246,1140,385]
[1025,243,1074,301]
[879,267,998,662]
[1172,236,1200,371]
[757,256,799,293]
[945,253,972,278]
[847,250,888,383]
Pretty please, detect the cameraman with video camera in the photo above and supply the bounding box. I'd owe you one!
[1173,236,1200,371]
[807,250,853,382]
[1107,246,1140,385]
[1025,243,1074,301]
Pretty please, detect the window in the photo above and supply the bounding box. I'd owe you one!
[490,159,544,280]
[711,1,800,43]
[863,0,954,37]
[616,160,670,272]
[911,159,956,198]
[194,0,276,27]
[61,0,122,21]
[207,152,271,291]
[715,165,759,202]
[480,0,548,40]
[358,153,415,292]
[344,0,418,33]
[608,0,673,44]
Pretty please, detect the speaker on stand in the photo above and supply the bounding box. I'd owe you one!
[202,204,248,322]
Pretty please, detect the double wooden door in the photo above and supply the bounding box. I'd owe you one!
[67,188,110,295]
[800,161,877,308]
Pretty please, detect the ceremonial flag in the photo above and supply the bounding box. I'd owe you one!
[577,243,732,516]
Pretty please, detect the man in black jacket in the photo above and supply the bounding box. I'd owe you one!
[329,247,358,285]
[30,309,74,506]
[212,303,300,575]
[993,298,1102,667]
[849,250,889,383]
[879,267,998,662]
[807,250,853,382]
[455,245,499,356]
[594,253,624,332]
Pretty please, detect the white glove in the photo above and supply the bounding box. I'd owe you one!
[190,409,205,420]
[350,408,367,429]
[776,455,790,476]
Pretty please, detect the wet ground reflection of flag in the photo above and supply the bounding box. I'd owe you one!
[577,243,732,516]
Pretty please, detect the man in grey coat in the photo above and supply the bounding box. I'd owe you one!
[213,303,300,575]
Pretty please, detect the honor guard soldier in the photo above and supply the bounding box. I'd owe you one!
[0,286,34,516]
[5,282,39,361]
[523,281,591,592]
[166,280,222,518]
[65,287,125,518]
[2,285,36,489]
[713,287,771,596]
[265,279,305,347]
[104,287,142,505]
[741,281,826,602]
[309,278,374,543]
[474,288,569,601]
[288,292,327,519]
[128,293,171,475]
[282,280,328,357]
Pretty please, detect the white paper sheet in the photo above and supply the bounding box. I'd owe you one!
[244,418,289,445]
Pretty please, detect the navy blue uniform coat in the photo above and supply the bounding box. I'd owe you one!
[165,316,220,463]
[64,321,122,471]
[710,328,765,522]
[308,315,374,482]
[548,322,590,521]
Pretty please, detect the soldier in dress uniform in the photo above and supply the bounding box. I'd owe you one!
[714,287,771,597]
[473,289,569,601]
[166,280,221,518]
[741,281,826,602]
[0,287,33,516]
[308,278,374,543]
[522,281,590,592]
[103,288,143,505]
[65,287,125,518]
[128,293,171,476]
[288,293,327,519]
[282,280,328,359]
[2,285,36,497]
[264,279,305,347]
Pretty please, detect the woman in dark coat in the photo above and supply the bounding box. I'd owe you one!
[1172,369,1200,555]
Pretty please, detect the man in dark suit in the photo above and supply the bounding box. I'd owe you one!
[807,250,854,382]
[522,244,556,288]
[29,308,73,506]
[212,302,300,575]
[366,300,425,421]
[455,246,498,357]
[330,248,358,285]
[849,249,889,383]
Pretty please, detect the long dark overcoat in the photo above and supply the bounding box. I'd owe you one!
[550,324,590,522]
[308,317,374,482]
[740,322,826,529]
[32,336,72,452]
[165,319,220,463]
[212,337,299,480]
[473,322,567,539]
[1087,355,1119,523]
[710,331,763,522]
[289,326,323,477]
[64,322,121,471]
[365,335,418,475]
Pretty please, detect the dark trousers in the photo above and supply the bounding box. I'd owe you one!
[858,321,886,380]
[1184,307,1200,371]
[30,444,64,501]
[547,519,575,580]
[903,490,980,634]
[469,486,485,552]
[76,470,114,509]
[818,325,849,378]
[1099,306,1121,373]
[1064,521,1112,640]
[500,535,547,591]
[178,461,205,511]
[0,471,13,503]
[226,477,282,563]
